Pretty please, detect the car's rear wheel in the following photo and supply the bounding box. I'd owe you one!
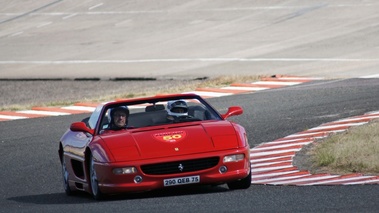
[89,154,103,200]
[227,168,252,190]
[61,156,73,196]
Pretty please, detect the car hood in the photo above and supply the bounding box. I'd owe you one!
[100,121,239,162]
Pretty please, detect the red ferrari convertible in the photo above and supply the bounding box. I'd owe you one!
[59,93,251,199]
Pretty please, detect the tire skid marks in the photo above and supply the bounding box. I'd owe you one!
[250,110,379,186]
[0,75,319,121]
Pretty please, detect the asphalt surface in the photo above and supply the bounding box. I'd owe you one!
[1,78,379,212]
[1,0,379,79]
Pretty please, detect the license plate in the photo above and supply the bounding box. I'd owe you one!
[163,175,200,186]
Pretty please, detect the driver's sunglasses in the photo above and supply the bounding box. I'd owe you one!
[114,113,127,118]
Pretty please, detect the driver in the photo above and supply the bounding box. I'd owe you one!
[108,106,129,130]
[166,100,189,121]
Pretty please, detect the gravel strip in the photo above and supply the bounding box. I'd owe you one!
[0,79,202,109]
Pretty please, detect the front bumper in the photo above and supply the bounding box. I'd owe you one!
[94,148,251,194]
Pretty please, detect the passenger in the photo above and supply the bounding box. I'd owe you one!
[166,100,189,122]
[108,106,129,130]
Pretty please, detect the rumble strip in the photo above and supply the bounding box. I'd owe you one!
[250,110,379,186]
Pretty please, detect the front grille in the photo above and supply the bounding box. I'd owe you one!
[141,157,219,175]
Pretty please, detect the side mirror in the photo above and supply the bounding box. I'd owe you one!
[221,106,243,119]
[70,122,95,135]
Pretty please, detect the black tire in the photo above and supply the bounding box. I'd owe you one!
[227,168,252,190]
[89,154,104,200]
[61,156,73,196]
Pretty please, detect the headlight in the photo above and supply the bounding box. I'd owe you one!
[223,154,245,163]
[113,167,137,175]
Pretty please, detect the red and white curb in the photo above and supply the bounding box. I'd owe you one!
[250,110,379,185]
[0,75,321,122]
[186,75,322,98]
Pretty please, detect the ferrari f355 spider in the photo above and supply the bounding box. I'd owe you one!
[59,93,251,199]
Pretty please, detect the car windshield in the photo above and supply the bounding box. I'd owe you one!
[98,96,222,132]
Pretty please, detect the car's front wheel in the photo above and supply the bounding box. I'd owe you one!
[61,156,73,196]
[89,154,103,200]
[227,168,252,190]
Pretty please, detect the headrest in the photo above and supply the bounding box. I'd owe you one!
[145,104,165,112]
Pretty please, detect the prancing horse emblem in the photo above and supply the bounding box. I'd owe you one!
[178,163,184,172]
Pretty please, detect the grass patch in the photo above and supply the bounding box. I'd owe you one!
[310,120,379,175]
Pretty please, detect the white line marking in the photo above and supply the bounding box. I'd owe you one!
[335,117,373,123]
[61,106,96,112]
[345,179,379,185]
[0,115,27,120]
[301,176,377,185]
[360,74,379,78]
[252,170,302,179]
[221,86,268,91]
[366,111,379,115]
[62,13,77,20]
[183,91,232,97]
[1,58,379,64]
[266,138,315,144]
[309,122,369,131]
[251,165,294,173]
[17,110,70,116]
[284,130,345,138]
[250,155,294,163]
[253,174,312,184]
[252,160,293,168]
[277,77,324,80]
[89,3,104,10]
[252,142,312,151]
[251,149,300,157]
[268,175,340,185]
[252,81,302,86]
